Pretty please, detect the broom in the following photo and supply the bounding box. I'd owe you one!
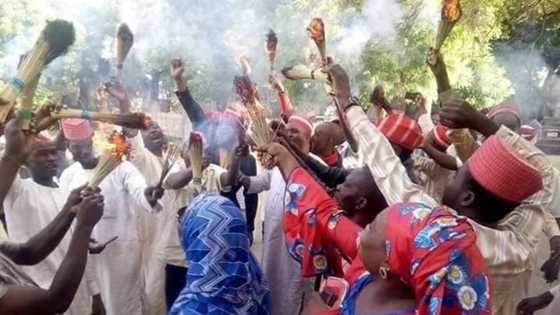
[157,143,179,188]
[88,132,128,188]
[116,23,134,73]
[435,0,462,51]
[219,149,233,170]
[281,64,329,81]
[36,108,152,131]
[188,132,204,192]
[233,75,275,168]
[265,29,278,72]
[307,18,326,64]
[0,20,75,125]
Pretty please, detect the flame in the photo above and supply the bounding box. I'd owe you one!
[442,0,461,22]
[307,18,325,42]
[108,131,129,159]
[93,131,128,160]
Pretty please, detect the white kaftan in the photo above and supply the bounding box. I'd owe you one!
[162,161,228,266]
[3,176,97,315]
[248,168,311,315]
[128,134,177,315]
[60,161,160,315]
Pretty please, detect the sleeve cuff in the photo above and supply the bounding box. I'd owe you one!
[346,106,369,130]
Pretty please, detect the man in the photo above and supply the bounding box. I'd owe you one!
[0,116,104,315]
[241,114,317,315]
[0,131,104,315]
[311,121,344,167]
[333,166,387,228]
[328,63,560,315]
[414,125,461,202]
[59,118,164,315]
[377,110,424,183]
[487,99,522,133]
[106,82,179,315]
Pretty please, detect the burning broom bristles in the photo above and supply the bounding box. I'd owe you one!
[188,132,204,189]
[265,29,278,71]
[281,64,329,81]
[435,0,462,50]
[116,23,134,70]
[307,18,326,64]
[158,143,179,187]
[88,132,128,188]
[0,19,75,125]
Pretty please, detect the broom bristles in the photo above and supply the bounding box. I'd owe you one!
[88,132,128,188]
[159,143,179,185]
[188,132,204,183]
[43,19,76,65]
[51,109,151,130]
[307,18,326,62]
[0,19,75,124]
[435,0,462,50]
[281,65,328,81]
[116,23,134,68]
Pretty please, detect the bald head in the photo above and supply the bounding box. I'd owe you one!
[335,166,388,227]
[311,121,344,156]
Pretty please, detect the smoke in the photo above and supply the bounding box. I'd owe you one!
[494,43,553,119]
[0,0,438,114]
[335,0,404,58]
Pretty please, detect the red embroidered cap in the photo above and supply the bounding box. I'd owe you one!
[61,118,93,141]
[467,135,542,203]
[288,115,313,138]
[378,111,423,150]
[433,123,451,150]
[487,101,521,121]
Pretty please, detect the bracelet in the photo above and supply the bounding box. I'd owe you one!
[80,109,91,119]
[9,77,25,92]
[18,108,32,120]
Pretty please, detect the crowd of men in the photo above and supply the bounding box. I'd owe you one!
[0,44,560,315]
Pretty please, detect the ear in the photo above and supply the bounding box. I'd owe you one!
[459,190,476,207]
[356,196,368,211]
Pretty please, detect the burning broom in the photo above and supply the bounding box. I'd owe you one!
[88,131,128,188]
[0,20,75,126]
[307,18,326,64]
[434,0,462,51]
[265,29,278,72]
[233,75,275,168]
[188,132,204,192]
[116,23,134,75]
